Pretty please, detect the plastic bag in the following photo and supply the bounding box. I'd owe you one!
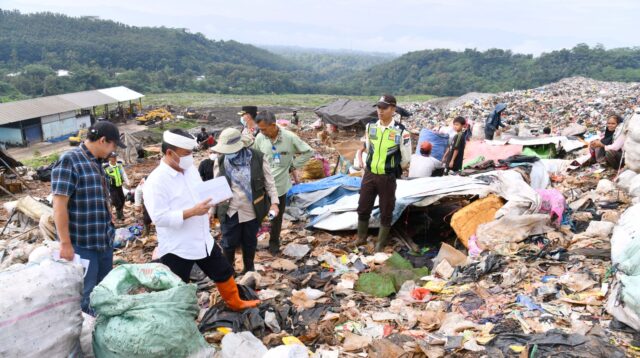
[356,253,429,297]
[0,259,83,358]
[91,263,210,358]
[606,274,640,331]
[611,204,640,276]
[616,170,638,192]
[355,272,396,298]
[221,331,268,358]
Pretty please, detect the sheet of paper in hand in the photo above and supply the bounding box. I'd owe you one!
[197,176,233,205]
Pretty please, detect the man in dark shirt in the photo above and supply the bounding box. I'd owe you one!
[443,116,467,173]
[51,121,126,314]
[196,127,210,149]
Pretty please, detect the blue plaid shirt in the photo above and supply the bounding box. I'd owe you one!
[51,143,115,250]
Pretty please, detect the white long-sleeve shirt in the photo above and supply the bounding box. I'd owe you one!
[143,161,214,260]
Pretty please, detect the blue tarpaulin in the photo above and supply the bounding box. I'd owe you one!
[416,129,449,161]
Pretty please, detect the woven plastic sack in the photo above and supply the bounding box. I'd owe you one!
[91,263,210,357]
[0,259,83,357]
[611,204,640,276]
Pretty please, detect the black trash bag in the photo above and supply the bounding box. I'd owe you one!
[198,306,265,337]
[485,328,625,358]
[35,164,54,182]
[288,266,334,289]
[452,253,504,284]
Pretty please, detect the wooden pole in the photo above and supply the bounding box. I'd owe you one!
[0,182,18,199]
[0,156,33,191]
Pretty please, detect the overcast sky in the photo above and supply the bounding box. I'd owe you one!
[2,0,638,55]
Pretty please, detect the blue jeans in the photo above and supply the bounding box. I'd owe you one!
[73,246,113,315]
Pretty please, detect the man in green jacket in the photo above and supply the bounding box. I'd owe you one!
[253,110,313,254]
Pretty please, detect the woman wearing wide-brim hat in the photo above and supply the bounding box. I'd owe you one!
[212,128,280,273]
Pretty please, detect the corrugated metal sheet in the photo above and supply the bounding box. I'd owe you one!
[0,96,78,125]
[58,90,115,108]
[98,86,144,102]
[0,86,145,125]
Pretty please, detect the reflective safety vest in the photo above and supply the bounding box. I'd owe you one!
[366,123,403,176]
[104,163,124,187]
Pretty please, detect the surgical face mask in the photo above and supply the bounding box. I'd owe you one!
[209,153,218,160]
[169,150,194,170]
[240,117,247,126]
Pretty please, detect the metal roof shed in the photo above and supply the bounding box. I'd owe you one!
[58,90,115,108]
[0,96,79,125]
[98,86,144,102]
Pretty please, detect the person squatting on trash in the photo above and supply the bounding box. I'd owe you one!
[589,114,626,169]
[144,129,259,311]
[355,94,411,252]
[253,110,313,254]
[212,128,280,274]
[103,151,130,221]
[51,121,126,315]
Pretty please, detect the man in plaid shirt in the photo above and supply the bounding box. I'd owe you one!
[51,121,125,314]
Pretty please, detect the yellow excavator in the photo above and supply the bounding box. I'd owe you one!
[69,128,88,146]
[136,108,174,125]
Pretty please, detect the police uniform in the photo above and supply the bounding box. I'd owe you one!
[356,109,411,251]
[103,159,129,220]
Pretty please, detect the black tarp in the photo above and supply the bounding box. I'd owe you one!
[315,99,413,128]
[0,148,22,168]
[314,99,378,128]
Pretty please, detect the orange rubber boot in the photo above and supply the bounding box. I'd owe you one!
[216,276,260,311]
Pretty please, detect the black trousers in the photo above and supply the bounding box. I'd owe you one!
[160,244,233,284]
[220,213,260,251]
[357,170,397,227]
[109,186,125,211]
[142,204,152,226]
[269,194,287,244]
[484,129,495,140]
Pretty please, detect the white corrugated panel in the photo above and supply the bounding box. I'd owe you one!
[59,111,76,120]
[76,116,91,129]
[0,127,23,145]
[41,114,60,124]
[43,118,77,140]
[98,86,144,102]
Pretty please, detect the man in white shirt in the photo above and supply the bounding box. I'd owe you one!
[408,141,444,178]
[144,129,259,311]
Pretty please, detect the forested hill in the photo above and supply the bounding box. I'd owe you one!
[1,9,640,101]
[0,9,309,99]
[337,46,640,96]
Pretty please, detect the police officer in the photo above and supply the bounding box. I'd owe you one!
[355,95,411,251]
[103,152,130,221]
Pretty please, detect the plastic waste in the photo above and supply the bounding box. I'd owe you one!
[0,259,83,358]
[283,243,311,260]
[221,331,268,358]
[91,263,209,358]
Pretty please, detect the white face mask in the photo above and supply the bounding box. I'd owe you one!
[178,154,194,170]
[169,151,194,170]
[209,153,218,160]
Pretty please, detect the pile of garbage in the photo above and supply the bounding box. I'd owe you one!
[406,76,640,135]
[2,76,640,357]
